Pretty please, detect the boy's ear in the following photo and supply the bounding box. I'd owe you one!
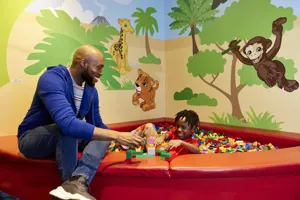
[191,126,196,132]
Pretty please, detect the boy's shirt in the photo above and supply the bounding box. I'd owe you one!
[166,127,199,155]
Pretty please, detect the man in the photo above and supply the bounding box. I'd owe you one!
[18,44,144,200]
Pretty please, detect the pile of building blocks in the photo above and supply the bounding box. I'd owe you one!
[109,124,279,155]
[195,130,279,154]
[125,149,178,164]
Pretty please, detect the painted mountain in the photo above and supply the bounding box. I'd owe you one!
[90,16,110,25]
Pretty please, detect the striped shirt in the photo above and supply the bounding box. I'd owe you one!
[68,69,84,115]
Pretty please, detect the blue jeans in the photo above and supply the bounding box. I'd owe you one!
[18,124,110,185]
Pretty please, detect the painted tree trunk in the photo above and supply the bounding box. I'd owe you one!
[191,26,199,55]
[230,56,246,121]
[230,92,245,121]
[145,32,151,55]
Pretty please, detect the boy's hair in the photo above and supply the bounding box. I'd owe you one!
[175,109,200,129]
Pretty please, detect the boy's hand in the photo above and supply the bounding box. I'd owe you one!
[154,136,165,146]
[166,140,182,150]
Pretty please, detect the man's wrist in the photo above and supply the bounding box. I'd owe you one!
[108,130,119,140]
[92,127,119,140]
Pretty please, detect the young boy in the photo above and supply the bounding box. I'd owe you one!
[155,109,200,155]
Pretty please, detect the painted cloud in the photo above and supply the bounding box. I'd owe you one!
[25,0,95,24]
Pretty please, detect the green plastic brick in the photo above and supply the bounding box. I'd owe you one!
[136,154,155,158]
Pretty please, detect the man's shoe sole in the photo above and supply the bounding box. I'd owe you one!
[49,186,92,200]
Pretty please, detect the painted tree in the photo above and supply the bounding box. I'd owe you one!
[168,0,219,55]
[132,7,161,65]
[0,0,33,88]
[182,0,297,121]
[132,7,158,56]
[26,10,122,89]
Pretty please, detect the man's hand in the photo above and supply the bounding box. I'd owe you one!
[116,132,144,149]
[166,140,182,150]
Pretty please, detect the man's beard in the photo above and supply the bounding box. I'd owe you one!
[81,69,95,87]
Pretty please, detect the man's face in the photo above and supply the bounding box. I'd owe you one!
[81,58,104,87]
[175,117,195,140]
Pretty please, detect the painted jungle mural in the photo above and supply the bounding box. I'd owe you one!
[171,0,300,131]
[1,0,300,136]
[0,0,164,135]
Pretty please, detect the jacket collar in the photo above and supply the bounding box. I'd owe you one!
[50,65,94,119]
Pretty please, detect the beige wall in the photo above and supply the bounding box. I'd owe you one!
[165,17,300,133]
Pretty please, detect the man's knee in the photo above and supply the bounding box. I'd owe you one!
[85,140,111,154]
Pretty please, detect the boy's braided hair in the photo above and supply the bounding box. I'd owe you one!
[175,109,200,129]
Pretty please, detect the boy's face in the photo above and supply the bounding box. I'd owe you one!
[175,117,195,140]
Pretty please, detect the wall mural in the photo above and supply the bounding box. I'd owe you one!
[110,18,134,75]
[1,0,162,92]
[172,0,298,131]
[227,17,299,93]
[132,68,160,112]
[132,7,161,65]
[1,0,300,135]
[0,0,165,136]
[25,9,123,90]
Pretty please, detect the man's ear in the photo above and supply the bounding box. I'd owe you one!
[80,59,88,68]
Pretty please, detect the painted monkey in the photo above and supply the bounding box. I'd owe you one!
[228,17,299,92]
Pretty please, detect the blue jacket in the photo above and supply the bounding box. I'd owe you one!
[18,65,108,140]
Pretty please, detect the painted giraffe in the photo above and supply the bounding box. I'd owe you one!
[109,18,134,75]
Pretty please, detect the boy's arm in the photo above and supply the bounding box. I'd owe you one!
[154,131,171,146]
[180,140,200,154]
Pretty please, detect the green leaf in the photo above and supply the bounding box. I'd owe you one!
[132,7,159,37]
[138,53,161,65]
[37,9,86,43]
[25,33,83,75]
[209,112,245,127]
[199,0,297,45]
[187,49,226,77]
[145,7,157,15]
[177,0,192,20]
[187,93,218,107]
[245,106,284,131]
[168,0,217,40]
[174,87,194,100]
[87,23,119,44]
[179,25,190,35]
[168,10,190,22]
[169,20,189,30]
